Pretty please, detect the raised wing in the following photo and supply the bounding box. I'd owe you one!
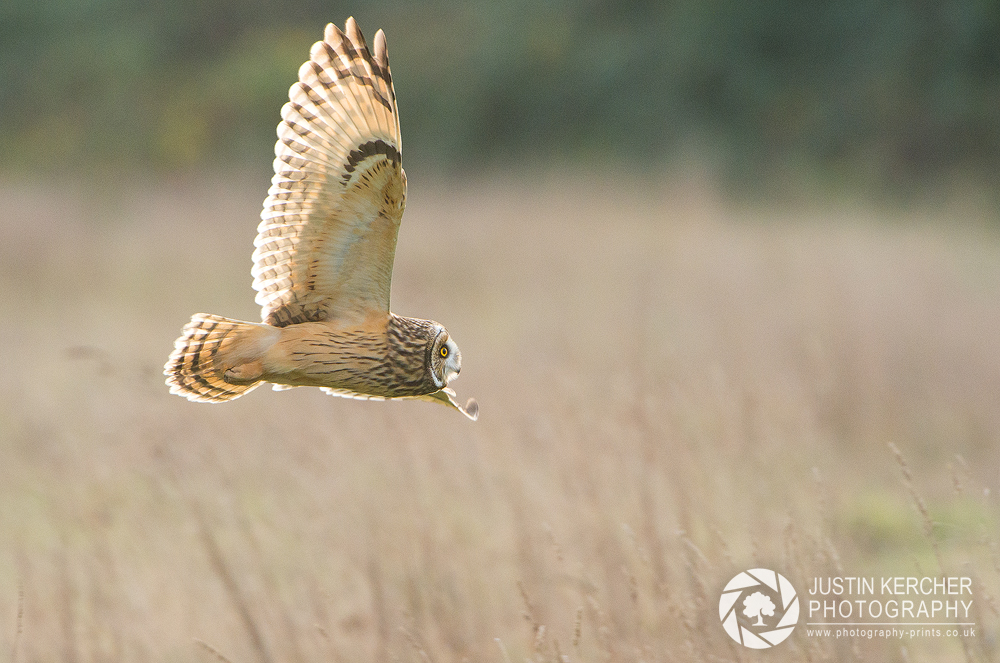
[252,18,405,327]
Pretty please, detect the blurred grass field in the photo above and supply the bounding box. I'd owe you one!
[1,174,999,662]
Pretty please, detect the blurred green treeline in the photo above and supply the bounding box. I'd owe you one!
[2,0,999,196]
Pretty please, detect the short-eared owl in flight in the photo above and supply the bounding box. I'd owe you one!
[165,18,478,420]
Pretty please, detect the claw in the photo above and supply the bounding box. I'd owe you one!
[421,388,479,421]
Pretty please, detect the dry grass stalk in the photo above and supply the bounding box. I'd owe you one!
[495,638,513,663]
[888,442,945,574]
[313,624,345,663]
[950,461,964,497]
[533,624,547,660]
[711,527,735,569]
[11,583,24,663]
[518,581,554,661]
[195,638,238,663]
[572,606,583,655]
[678,532,712,648]
[543,522,564,565]
[59,547,77,663]
[399,624,434,663]
[366,554,391,662]
[621,564,639,607]
[553,637,568,663]
[585,596,613,663]
[194,509,274,663]
[517,581,543,641]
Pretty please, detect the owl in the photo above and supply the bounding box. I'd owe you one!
[164,18,478,420]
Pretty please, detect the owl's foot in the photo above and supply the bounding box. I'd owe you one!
[421,388,479,421]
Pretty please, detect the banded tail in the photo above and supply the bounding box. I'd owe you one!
[164,313,278,402]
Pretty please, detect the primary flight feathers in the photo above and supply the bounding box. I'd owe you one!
[254,19,405,327]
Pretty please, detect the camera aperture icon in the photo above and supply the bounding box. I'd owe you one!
[719,569,799,648]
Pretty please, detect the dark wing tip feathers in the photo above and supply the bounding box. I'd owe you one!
[309,19,396,117]
[324,21,344,47]
[323,20,368,62]
[345,16,366,50]
[325,18,392,81]
[374,30,388,69]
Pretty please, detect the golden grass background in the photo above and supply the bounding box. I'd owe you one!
[1,175,998,662]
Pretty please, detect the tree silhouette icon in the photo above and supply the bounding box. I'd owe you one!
[742,591,776,626]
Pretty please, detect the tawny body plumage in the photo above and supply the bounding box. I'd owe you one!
[164,18,477,419]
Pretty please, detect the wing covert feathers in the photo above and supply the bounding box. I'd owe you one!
[254,18,405,328]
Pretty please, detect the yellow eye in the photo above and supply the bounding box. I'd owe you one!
[440,345,449,358]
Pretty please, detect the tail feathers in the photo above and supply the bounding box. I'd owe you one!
[164,313,278,403]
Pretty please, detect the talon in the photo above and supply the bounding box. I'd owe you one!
[464,398,479,421]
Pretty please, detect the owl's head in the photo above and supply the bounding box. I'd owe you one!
[429,326,462,388]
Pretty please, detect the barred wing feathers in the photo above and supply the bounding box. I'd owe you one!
[253,18,405,328]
